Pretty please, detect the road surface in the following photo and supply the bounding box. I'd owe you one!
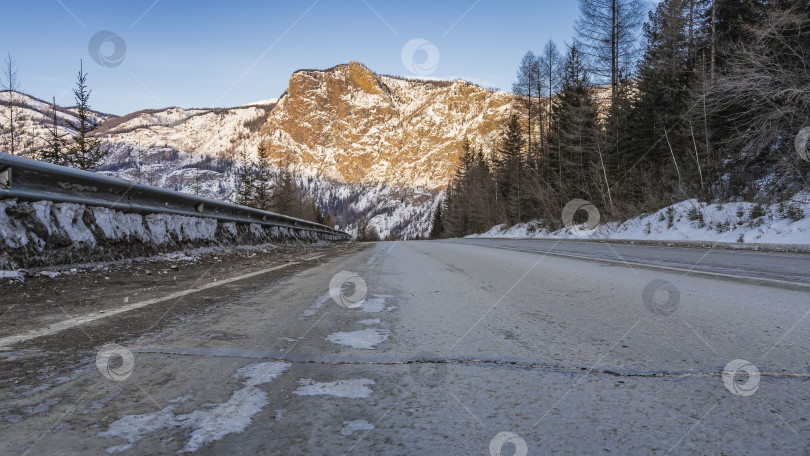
[1,239,809,455]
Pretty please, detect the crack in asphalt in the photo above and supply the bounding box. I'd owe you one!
[132,348,810,379]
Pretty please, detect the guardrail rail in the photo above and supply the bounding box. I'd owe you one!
[0,152,351,240]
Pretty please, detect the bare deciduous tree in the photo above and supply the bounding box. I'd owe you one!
[40,97,69,165]
[512,51,541,161]
[575,0,645,106]
[705,0,809,158]
[1,52,26,155]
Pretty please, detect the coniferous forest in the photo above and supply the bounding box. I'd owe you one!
[432,0,809,239]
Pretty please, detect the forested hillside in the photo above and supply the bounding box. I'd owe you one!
[433,0,809,239]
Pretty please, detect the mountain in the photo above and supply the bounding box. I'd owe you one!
[260,62,514,189]
[0,62,518,238]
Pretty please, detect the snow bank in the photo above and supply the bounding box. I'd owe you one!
[468,194,810,246]
[0,198,342,270]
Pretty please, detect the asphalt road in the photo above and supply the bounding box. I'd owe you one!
[1,240,809,455]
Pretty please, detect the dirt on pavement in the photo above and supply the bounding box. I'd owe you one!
[0,241,368,387]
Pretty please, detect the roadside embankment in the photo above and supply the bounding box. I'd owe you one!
[0,199,345,270]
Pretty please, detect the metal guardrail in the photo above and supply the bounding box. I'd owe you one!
[0,152,351,240]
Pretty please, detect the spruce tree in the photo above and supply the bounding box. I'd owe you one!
[548,44,600,202]
[429,199,445,239]
[495,113,526,225]
[252,142,273,210]
[66,60,105,170]
[233,146,254,206]
[633,0,694,197]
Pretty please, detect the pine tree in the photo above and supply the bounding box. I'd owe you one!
[271,166,305,217]
[252,142,273,210]
[495,113,526,225]
[429,199,445,239]
[313,202,326,224]
[548,44,600,202]
[442,140,502,237]
[233,146,254,206]
[65,60,105,170]
[192,167,203,196]
[633,0,694,196]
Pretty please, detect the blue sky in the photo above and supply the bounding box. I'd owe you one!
[2,0,586,115]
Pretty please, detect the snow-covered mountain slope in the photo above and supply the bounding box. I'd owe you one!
[468,193,810,246]
[1,63,517,238]
[260,62,515,188]
[0,91,111,153]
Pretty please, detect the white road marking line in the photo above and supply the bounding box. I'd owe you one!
[0,255,325,349]
[457,242,810,290]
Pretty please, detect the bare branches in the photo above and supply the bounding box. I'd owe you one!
[705,0,810,156]
[1,52,26,155]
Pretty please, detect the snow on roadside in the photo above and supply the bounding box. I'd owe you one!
[0,271,25,282]
[467,194,810,245]
[293,379,375,399]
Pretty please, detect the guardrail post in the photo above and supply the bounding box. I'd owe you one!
[0,167,10,190]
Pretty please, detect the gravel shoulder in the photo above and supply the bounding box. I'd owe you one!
[0,242,366,385]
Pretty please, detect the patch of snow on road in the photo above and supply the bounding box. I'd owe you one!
[357,319,380,325]
[341,419,374,436]
[358,295,394,313]
[99,362,290,453]
[293,378,375,399]
[326,328,390,349]
[98,394,193,453]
